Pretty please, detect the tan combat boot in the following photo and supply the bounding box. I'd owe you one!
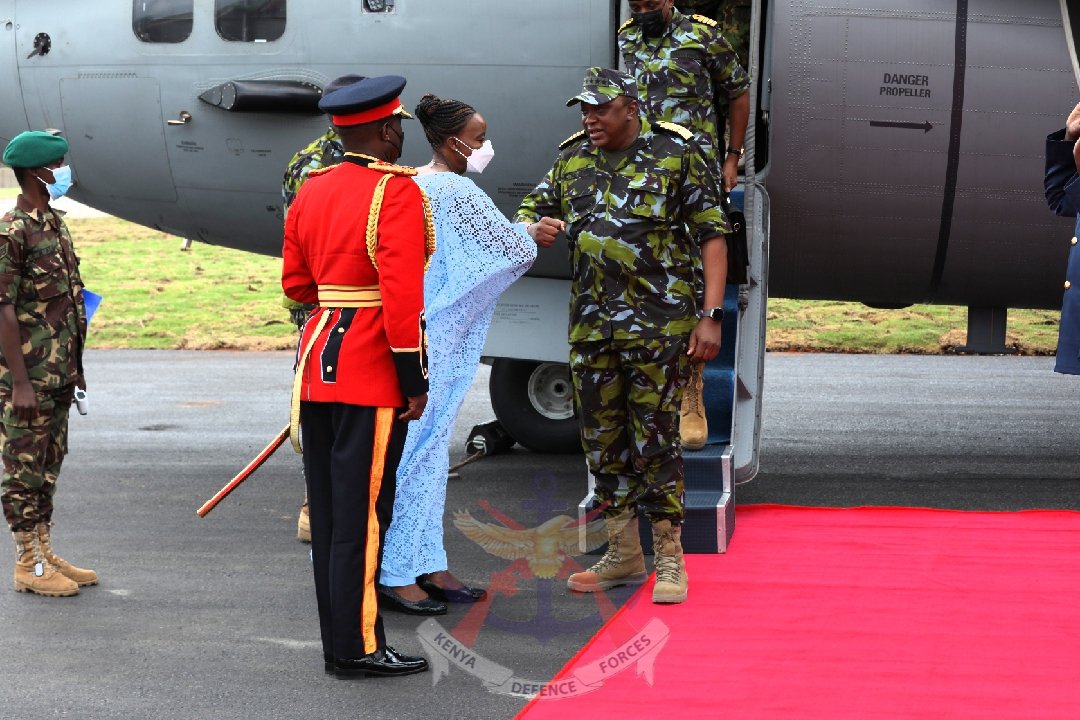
[651,519,688,604]
[36,523,98,587]
[567,512,648,592]
[12,530,79,597]
[680,362,707,451]
[297,498,311,543]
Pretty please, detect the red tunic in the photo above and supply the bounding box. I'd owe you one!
[282,159,430,408]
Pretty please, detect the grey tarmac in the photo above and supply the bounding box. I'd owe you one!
[0,350,1076,719]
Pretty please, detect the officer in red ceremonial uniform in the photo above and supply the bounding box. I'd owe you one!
[281,75,435,678]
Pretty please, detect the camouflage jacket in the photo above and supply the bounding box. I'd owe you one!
[0,205,86,391]
[620,8,750,159]
[717,0,752,68]
[514,118,730,344]
[675,1,752,67]
[281,127,344,211]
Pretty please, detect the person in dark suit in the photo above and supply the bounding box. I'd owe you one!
[1043,102,1080,375]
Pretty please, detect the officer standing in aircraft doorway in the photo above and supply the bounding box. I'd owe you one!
[1043,103,1080,375]
[281,73,365,544]
[621,0,750,450]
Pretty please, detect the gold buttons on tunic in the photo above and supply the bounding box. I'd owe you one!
[337,327,345,333]
[1066,281,1072,290]
[1073,237,1078,245]
[326,365,333,372]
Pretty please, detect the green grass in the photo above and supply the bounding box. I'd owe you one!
[40,216,1064,354]
[767,299,1059,355]
[70,217,296,350]
[0,187,17,199]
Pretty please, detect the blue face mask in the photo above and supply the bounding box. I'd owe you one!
[39,165,72,201]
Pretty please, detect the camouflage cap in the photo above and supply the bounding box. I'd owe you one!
[2,130,68,169]
[565,67,638,107]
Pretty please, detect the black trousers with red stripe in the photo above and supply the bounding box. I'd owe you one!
[300,401,406,660]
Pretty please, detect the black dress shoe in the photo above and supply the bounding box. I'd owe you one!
[334,646,429,678]
[376,584,447,616]
[417,574,488,604]
[323,653,335,675]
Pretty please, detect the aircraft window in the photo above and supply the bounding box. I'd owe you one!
[216,0,286,42]
[362,0,395,12]
[133,0,193,43]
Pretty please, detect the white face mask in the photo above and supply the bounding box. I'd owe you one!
[453,138,495,174]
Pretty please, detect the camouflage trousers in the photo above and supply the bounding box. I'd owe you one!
[570,337,691,523]
[0,385,73,532]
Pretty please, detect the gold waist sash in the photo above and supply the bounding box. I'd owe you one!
[317,284,381,307]
[289,284,382,452]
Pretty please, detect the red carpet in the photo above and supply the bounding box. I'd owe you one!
[517,505,1080,719]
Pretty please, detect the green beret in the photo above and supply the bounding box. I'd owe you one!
[2,131,69,169]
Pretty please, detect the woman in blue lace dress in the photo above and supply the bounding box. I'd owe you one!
[377,95,537,614]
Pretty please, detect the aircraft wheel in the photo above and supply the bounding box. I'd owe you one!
[489,359,580,454]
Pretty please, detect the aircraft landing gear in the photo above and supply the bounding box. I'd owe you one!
[489,359,580,454]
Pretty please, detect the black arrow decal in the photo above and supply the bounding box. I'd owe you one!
[869,120,933,133]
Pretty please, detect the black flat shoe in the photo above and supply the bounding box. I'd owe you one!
[334,646,428,678]
[417,574,488,604]
[376,584,447,616]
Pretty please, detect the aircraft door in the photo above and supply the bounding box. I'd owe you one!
[59,78,177,202]
[0,1,27,144]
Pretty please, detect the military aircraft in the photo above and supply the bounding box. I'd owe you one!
[0,0,1076,551]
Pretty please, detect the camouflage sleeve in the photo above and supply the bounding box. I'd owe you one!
[718,0,752,68]
[514,159,564,224]
[681,139,731,242]
[705,24,751,99]
[0,216,24,305]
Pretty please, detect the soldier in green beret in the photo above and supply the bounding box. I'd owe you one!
[516,69,730,605]
[0,131,96,597]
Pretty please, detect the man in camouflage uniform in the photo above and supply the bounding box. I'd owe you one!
[622,0,750,191]
[281,74,364,543]
[0,131,97,597]
[623,0,751,450]
[515,68,730,604]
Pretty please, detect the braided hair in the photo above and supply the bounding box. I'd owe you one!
[414,93,476,149]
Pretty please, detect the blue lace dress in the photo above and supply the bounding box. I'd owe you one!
[380,171,536,586]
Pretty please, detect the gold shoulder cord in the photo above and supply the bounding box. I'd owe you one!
[365,175,437,272]
[417,186,437,271]
[365,174,393,271]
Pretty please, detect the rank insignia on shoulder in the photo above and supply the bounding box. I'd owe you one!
[692,14,719,27]
[655,121,693,141]
[618,18,634,32]
[370,161,418,177]
[559,129,588,150]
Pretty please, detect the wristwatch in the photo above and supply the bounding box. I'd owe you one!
[726,147,744,158]
[697,307,725,321]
